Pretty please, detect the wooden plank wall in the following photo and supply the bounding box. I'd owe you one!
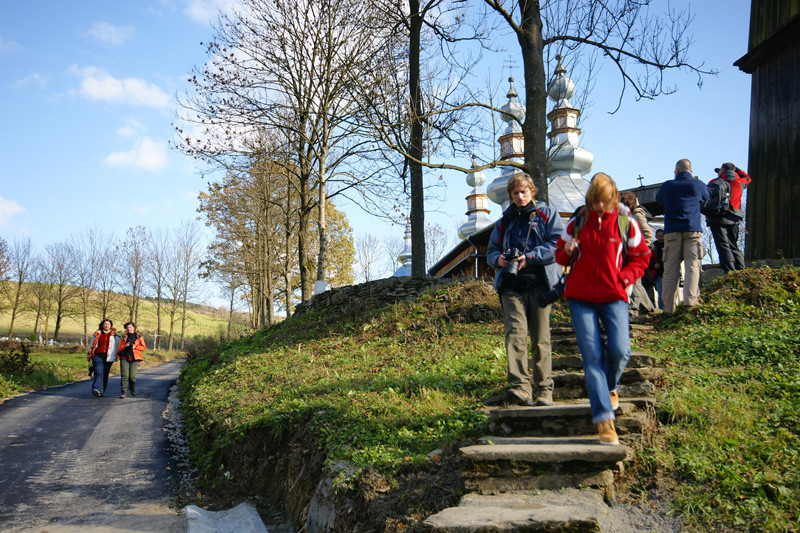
[749,0,800,49]
[745,34,800,260]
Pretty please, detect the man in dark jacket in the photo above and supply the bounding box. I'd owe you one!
[655,158,710,313]
[707,162,751,272]
[487,173,564,406]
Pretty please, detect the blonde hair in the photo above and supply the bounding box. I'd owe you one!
[506,173,537,197]
[585,172,620,208]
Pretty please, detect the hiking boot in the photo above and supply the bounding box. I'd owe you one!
[92,389,101,398]
[505,389,534,407]
[130,390,136,397]
[535,389,554,406]
[610,390,619,410]
[120,393,126,399]
[597,420,619,445]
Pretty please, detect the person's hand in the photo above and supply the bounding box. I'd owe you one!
[497,250,510,267]
[517,254,527,269]
[565,239,579,255]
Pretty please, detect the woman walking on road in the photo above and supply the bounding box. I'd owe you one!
[87,319,120,397]
[555,173,651,445]
[118,322,146,398]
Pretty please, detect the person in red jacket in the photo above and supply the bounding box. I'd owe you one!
[707,162,751,272]
[86,318,120,397]
[117,322,146,398]
[556,173,651,445]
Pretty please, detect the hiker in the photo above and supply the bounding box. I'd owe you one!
[706,162,751,272]
[487,173,565,407]
[87,318,120,397]
[117,322,146,399]
[650,229,666,309]
[621,192,655,313]
[655,159,710,313]
[555,173,651,445]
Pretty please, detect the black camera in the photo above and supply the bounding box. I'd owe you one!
[536,279,566,307]
[502,248,523,277]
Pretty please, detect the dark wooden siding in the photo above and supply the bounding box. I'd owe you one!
[748,0,800,49]
[738,3,800,260]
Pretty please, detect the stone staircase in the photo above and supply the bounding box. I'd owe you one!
[423,324,659,532]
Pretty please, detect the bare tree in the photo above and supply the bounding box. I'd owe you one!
[178,0,403,300]
[145,228,171,350]
[355,233,386,282]
[175,221,203,350]
[2,238,35,338]
[424,222,457,271]
[70,229,106,345]
[95,240,119,320]
[27,259,55,343]
[42,241,80,342]
[118,227,147,324]
[482,0,713,202]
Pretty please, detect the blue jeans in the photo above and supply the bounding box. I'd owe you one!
[568,299,631,424]
[91,355,114,394]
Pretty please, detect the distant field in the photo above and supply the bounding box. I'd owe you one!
[0,292,249,345]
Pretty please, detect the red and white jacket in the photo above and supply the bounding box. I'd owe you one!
[555,204,651,304]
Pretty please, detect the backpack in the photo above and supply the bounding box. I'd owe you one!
[701,178,732,216]
[570,205,630,256]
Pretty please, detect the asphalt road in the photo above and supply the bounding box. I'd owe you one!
[0,359,187,533]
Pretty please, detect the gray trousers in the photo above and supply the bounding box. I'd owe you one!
[500,286,553,396]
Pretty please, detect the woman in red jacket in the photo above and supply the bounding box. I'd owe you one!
[117,322,146,398]
[556,173,651,445]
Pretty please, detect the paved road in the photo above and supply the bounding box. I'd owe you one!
[0,359,186,532]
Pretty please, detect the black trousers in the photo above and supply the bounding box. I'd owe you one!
[710,223,745,272]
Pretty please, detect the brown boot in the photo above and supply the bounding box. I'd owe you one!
[535,389,554,406]
[610,390,619,410]
[597,420,619,445]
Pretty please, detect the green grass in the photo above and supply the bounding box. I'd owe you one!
[180,280,504,494]
[180,267,800,530]
[633,266,800,531]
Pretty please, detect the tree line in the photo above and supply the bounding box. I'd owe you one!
[0,225,204,349]
[176,0,711,299]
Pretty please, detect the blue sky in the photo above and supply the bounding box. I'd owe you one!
[1,0,753,290]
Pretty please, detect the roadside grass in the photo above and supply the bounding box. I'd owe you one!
[0,347,183,400]
[633,266,800,531]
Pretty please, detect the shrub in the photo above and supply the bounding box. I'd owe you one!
[0,341,33,375]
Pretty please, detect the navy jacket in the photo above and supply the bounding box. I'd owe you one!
[656,171,710,233]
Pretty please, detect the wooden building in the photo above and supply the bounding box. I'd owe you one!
[734,1,800,260]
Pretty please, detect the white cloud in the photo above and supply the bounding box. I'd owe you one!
[12,73,46,89]
[116,118,146,139]
[104,137,168,172]
[0,36,21,53]
[183,0,237,24]
[0,196,26,226]
[85,22,135,46]
[71,65,170,109]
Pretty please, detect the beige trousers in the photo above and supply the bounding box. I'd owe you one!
[500,286,553,396]
[662,231,703,313]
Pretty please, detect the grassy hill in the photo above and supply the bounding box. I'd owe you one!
[179,269,800,531]
[0,284,249,344]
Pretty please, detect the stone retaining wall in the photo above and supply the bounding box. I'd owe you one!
[293,276,461,317]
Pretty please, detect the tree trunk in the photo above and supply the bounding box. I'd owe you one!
[316,157,328,290]
[7,280,23,337]
[518,0,549,203]
[409,0,426,277]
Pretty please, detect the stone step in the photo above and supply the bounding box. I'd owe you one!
[552,368,662,400]
[488,399,654,437]
[460,440,633,495]
[553,352,655,370]
[422,490,606,532]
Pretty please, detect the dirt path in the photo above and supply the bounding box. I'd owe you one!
[0,359,186,532]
